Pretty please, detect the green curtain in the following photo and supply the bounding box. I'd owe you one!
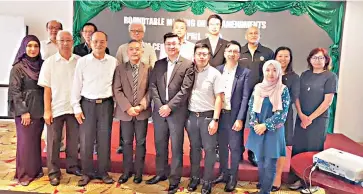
[73,0,344,133]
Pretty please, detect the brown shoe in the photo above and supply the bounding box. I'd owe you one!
[78,175,91,187]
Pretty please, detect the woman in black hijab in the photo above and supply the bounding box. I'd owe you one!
[8,35,45,186]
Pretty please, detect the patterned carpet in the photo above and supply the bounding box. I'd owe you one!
[0,121,325,194]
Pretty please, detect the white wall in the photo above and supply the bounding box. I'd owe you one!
[334,1,363,142]
[0,0,73,40]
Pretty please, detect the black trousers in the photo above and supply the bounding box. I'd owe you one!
[185,112,217,181]
[47,114,79,179]
[79,97,113,176]
[120,118,148,176]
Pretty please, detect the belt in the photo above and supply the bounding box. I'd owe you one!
[82,96,112,104]
[189,110,214,118]
[221,109,231,114]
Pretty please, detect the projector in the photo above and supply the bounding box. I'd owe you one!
[313,148,363,186]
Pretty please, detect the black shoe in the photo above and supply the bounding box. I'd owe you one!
[224,175,237,192]
[78,175,91,187]
[168,183,179,194]
[49,177,60,186]
[187,177,200,191]
[117,173,131,184]
[145,175,167,184]
[201,181,212,194]
[66,169,82,176]
[133,175,142,184]
[248,151,258,167]
[256,183,261,189]
[102,174,114,184]
[212,173,227,184]
[271,186,281,192]
[116,146,123,154]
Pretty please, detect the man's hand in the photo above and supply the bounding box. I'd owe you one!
[208,120,218,135]
[254,123,267,135]
[44,110,53,125]
[127,107,139,117]
[158,105,171,118]
[134,106,143,113]
[232,120,243,131]
[75,112,85,124]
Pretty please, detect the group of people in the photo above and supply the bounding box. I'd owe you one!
[7,13,337,194]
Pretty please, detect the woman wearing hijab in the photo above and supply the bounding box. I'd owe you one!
[270,47,300,191]
[8,35,45,186]
[289,48,338,190]
[245,60,290,194]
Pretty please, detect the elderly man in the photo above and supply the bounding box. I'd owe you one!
[113,40,151,184]
[159,18,195,61]
[73,22,110,56]
[146,32,194,194]
[40,20,63,60]
[115,21,157,154]
[38,30,82,186]
[71,31,118,186]
[239,26,274,167]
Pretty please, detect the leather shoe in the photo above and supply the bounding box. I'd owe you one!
[78,175,91,187]
[271,186,281,192]
[117,173,132,184]
[145,175,167,184]
[133,175,142,184]
[256,183,261,189]
[212,173,227,184]
[187,176,200,191]
[66,169,82,176]
[248,151,258,167]
[168,183,179,194]
[224,175,237,192]
[201,181,212,194]
[50,177,60,186]
[116,146,123,154]
[102,174,114,184]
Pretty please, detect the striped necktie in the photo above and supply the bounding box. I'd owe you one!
[131,64,139,106]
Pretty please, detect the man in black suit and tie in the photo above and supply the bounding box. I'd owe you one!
[73,23,110,57]
[146,32,194,194]
[197,14,229,68]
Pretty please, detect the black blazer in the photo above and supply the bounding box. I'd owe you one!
[149,56,194,113]
[196,38,229,68]
[73,42,110,57]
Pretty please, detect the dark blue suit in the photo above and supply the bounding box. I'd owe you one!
[216,64,251,178]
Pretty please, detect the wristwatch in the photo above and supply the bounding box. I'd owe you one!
[213,118,219,122]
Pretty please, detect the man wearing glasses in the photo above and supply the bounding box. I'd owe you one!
[185,43,223,194]
[73,23,110,57]
[239,26,274,167]
[40,20,63,60]
[213,41,251,192]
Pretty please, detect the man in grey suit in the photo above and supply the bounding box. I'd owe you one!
[146,32,194,194]
[113,40,152,184]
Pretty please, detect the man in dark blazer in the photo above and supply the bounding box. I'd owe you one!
[73,23,110,57]
[113,40,151,184]
[196,14,229,68]
[146,32,194,194]
[213,40,251,192]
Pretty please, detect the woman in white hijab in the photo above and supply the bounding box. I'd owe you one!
[245,60,290,194]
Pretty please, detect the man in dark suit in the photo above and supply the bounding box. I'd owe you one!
[146,32,194,194]
[196,14,229,68]
[113,40,151,184]
[213,40,251,192]
[73,23,110,57]
[239,26,274,166]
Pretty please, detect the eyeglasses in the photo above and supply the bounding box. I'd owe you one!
[130,30,144,34]
[48,26,61,31]
[83,30,94,34]
[311,56,325,61]
[195,52,209,57]
[57,40,73,44]
[225,50,240,54]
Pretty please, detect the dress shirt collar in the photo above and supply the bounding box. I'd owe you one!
[195,64,210,73]
[167,54,180,65]
[223,63,238,74]
[55,52,77,62]
[87,53,109,62]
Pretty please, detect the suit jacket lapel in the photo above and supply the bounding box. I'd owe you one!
[168,58,182,86]
[125,62,134,89]
[213,38,223,57]
[232,66,241,96]
[205,39,213,55]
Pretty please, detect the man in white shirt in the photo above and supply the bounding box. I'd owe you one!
[71,31,118,186]
[40,20,62,60]
[159,18,195,61]
[38,31,82,186]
